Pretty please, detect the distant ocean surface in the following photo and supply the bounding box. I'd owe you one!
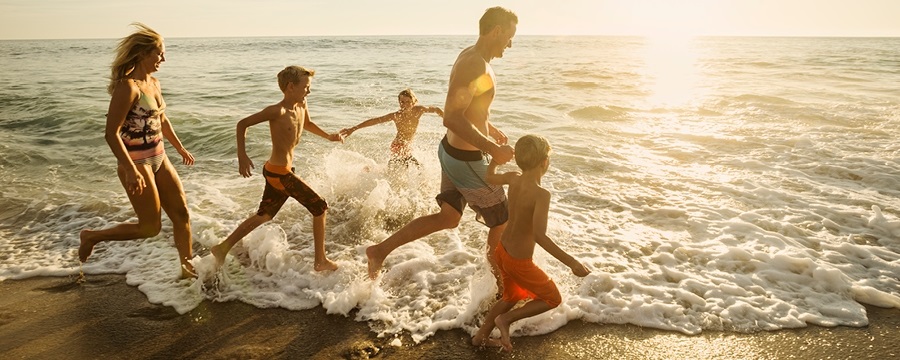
[1,36,898,341]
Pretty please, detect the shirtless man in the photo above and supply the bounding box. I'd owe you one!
[340,88,443,167]
[366,7,519,283]
[210,65,342,272]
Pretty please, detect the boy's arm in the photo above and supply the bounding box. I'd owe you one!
[304,107,344,142]
[340,112,396,137]
[235,106,273,177]
[443,56,513,164]
[422,105,444,118]
[533,190,591,277]
[485,159,518,186]
[160,112,194,166]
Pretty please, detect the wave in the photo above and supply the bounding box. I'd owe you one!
[568,105,632,121]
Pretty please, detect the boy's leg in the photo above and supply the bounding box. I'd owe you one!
[496,300,554,351]
[212,169,286,267]
[471,300,515,347]
[210,213,271,267]
[312,211,338,271]
[486,222,506,290]
[366,201,462,279]
[80,164,163,263]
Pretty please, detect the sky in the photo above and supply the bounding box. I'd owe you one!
[1,0,898,40]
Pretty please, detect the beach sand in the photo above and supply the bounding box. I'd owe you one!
[0,275,897,359]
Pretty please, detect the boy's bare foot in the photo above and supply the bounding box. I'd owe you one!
[314,258,338,272]
[366,245,385,280]
[495,314,513,352]
[78,230,97,263]
[471,335,504,348]
[210,244,228,268]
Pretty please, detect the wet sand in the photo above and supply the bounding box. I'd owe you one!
[0,275,897,359]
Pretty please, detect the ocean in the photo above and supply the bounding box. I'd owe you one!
[0,35,898,342]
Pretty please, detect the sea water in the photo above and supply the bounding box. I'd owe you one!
[0,36,898,342]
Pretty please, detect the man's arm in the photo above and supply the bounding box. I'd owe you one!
[304,107,344,142]
[487,121,508,145]
[235,106,273,177]
[442,55,514,164]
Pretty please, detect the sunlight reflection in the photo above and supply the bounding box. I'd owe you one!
[639,35,703,108]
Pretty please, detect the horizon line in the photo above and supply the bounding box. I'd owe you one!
[2,33,899,41]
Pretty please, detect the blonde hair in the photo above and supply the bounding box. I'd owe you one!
[398,88,418,103]
[514,135,551,171]
[277,65,315,91]
[107,23,163,95]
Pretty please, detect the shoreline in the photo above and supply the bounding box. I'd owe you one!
[0,275,897,359]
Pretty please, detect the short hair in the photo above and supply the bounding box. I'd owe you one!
[514,135,551,171]
[479,7,518,36]
[398,88,418,103]
[277,65,315,91]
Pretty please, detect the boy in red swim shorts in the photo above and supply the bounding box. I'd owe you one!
[471,135,591,352]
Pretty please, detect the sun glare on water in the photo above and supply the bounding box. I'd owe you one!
[639,32,704,108]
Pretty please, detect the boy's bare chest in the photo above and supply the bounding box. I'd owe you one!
[273,112,305,133]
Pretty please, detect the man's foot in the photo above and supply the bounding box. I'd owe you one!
[366,245,385,280]
[495,314,513,352]
[78,230,97,263]
[314,258,338,272]
[210,244,228,268]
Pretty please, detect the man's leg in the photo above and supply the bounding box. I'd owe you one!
[366,202,462,279]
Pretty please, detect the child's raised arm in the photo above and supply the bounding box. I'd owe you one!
[340,112,397,138]
[533,190,591,277]
[423,105,444,118]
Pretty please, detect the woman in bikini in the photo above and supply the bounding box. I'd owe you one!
[79,23,196,279]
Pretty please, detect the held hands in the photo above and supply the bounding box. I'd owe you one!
[329,132,346,143]
[238,154,254,178]
[490,144,515,165]
[339,128,355,139]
